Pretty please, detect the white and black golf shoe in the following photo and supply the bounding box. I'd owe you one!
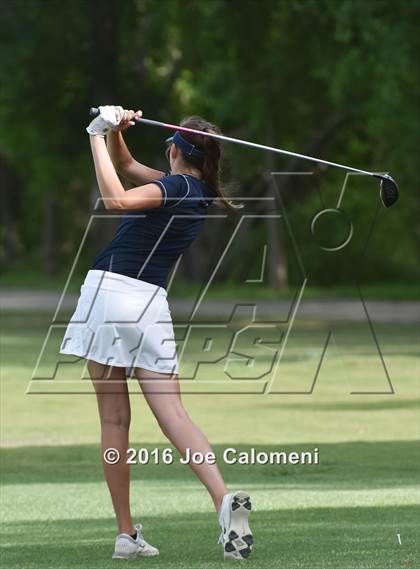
[218,491,253,560]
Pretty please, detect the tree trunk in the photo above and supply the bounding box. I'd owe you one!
[43,191,57,276]
[265,133,288,289]
[0,156,21,268]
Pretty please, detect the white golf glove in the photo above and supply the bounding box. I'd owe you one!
[86,105,123,137]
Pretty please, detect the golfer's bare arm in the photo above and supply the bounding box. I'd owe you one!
[107,131,165,185]
[90,135,163,211]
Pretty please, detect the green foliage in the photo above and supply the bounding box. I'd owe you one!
[0,0,418,285]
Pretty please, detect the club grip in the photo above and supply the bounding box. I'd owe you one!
[89,106,143,126]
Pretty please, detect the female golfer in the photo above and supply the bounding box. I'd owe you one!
[60,106,252,561]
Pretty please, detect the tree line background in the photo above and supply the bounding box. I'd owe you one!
[0,0,418,292]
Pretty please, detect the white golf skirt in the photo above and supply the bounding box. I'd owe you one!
[59,270,179,375]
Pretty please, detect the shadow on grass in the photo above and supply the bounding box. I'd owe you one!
[1,441,419,489]
[1,505,419,569]
[265,398,420,411]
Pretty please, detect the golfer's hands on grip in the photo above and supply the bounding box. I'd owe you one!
[112,107,142,132]
[86,105,142,137]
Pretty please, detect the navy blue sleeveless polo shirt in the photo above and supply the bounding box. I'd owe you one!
[91,174,215,289]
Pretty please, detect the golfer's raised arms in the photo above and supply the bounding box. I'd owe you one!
[89,134,163,210]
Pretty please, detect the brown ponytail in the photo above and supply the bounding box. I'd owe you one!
[177,116,242,210]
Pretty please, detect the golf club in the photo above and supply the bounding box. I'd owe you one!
[89,107,399,208]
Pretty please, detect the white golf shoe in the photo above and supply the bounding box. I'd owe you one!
[112,523,159,559]
[218,491,253,560]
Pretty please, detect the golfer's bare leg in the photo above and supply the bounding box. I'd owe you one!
[135,368,228,511]
[88,360,134,535]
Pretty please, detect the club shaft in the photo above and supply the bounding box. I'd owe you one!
[138,118,377,177]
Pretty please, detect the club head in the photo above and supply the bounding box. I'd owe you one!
[377,174,399,208]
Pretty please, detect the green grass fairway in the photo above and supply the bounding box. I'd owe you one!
[1,312,419,568]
